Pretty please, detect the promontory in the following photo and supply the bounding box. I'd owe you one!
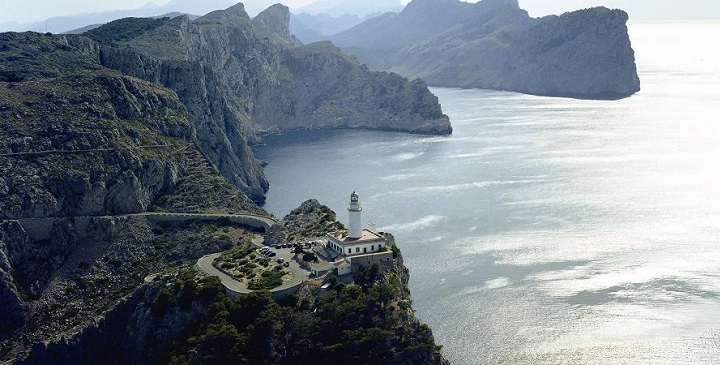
[328,0,641,100]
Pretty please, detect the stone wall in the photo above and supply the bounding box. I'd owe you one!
[349,251,395,273]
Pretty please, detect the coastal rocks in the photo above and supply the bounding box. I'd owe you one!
[3,3,453,210]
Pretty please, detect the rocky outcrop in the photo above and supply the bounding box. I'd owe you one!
[265,199,345,245]
[498,7,640,99]
[330,0,640,99]
[252,4,300,46]
[21,244,447,365]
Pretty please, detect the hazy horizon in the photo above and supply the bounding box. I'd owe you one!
[1,0,718,28]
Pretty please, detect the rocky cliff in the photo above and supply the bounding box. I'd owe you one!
[0,32,267,358]
[330,0,641,99]
[83,3,450,203]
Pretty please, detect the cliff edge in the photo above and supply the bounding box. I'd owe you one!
[15,202,447,365]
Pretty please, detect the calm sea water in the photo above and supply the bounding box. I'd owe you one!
[254,23,720,364]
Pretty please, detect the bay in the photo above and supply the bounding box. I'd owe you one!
[254,22,720,364]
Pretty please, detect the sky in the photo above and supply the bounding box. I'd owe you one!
[1,0,718,25]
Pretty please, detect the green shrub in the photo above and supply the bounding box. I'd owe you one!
[151,288,172,316]
[302,252,317,262]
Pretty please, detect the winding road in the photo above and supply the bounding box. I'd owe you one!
[9,211,307,296]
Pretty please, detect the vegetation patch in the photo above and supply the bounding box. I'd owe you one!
[148,265,444,365]
[85,17,171,44]
[214,244,290,289]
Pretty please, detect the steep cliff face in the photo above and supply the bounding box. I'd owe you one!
[0,221,28,332]
[253,3,301,45]
[86,4,450,202]
[500,7,640,99]
[90,13,271,202]
[331,0,640,99]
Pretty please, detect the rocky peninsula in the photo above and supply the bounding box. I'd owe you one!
[329,0,641,100]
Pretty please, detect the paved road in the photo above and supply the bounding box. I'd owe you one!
[8,211,292,294]
[0,144,173,157]
[11,211,278,231]
[131,211,278,229]
[197,252,251,294]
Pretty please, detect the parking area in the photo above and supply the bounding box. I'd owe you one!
[255,242,313,287]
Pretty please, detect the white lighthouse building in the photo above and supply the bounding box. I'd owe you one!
[348,190,363,239]
[325,191,387,257]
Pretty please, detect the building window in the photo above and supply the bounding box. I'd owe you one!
[371,245,374,250]
[355,247,360,253]
[348,248,351,254]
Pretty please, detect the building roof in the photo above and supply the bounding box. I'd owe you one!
[333,260,350,268]
[327,229,386,246]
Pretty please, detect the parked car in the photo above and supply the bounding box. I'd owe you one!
[268,252,276,257]
[277,258,285,264]
[283,261,290,267]
[275,245,282,249]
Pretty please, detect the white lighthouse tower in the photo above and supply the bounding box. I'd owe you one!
[348,190,363,239]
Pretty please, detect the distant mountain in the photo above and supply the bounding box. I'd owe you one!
[330,0,641,99]
[0,0,237,34]
[521,0,720,21]
[290,12,370,43]
[297,0,403,17]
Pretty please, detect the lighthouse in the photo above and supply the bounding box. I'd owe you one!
[325,190,388,258]
[348,190,363,239]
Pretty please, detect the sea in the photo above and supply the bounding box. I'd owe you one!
[253,23,720,364]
